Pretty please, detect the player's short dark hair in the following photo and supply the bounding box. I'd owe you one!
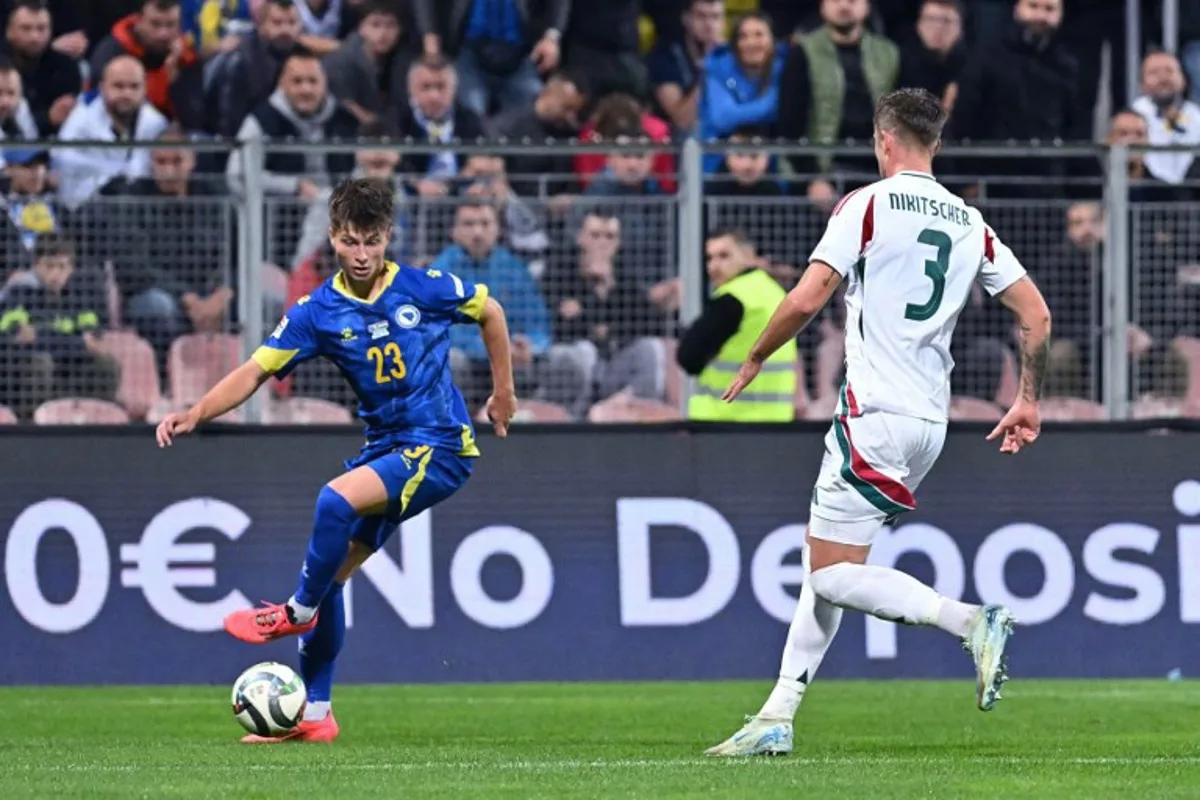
[34,231,75,262]
[329,178,394,233]
[874,88,948,149]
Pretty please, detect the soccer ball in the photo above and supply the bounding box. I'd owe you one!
[231,662,307,736]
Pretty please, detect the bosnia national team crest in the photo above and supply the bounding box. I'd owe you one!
[394,305,421,329]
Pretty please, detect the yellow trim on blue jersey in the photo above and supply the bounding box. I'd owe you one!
[252,346,300,374]
[400,446,435,514]
[458,424,480,457]
[332,261,399,304]
[458,284,489,322]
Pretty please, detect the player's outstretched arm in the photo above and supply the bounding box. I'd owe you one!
[987,276,1052,454]
[723,262,842,403]
[156,359,271,447]
[478,296,517,437]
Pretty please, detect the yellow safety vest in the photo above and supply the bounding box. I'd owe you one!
[689,269,797,422]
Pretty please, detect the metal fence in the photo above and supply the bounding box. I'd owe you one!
[0,139,1195,425]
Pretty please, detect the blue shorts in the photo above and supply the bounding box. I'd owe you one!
[348,445,474,551]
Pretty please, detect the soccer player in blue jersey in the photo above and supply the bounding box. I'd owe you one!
[155,177,516,743]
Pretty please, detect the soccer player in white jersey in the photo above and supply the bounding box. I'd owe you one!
[705,88,1052,757]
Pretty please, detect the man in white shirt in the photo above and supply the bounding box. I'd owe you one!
[707,87,1053,757]
[1131,51,1200,185]
[52,55,168,210]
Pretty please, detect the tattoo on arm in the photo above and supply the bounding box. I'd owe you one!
[1018,321,1050,402]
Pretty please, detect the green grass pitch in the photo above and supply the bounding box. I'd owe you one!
[4,680,1200,798]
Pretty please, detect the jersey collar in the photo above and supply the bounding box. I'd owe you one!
[332,261,399,304]
[898,170,937,182]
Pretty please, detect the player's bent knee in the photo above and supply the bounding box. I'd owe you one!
[325,466,389,516]
[315,484,360,524]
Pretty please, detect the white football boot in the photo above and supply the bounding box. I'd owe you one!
[704,715,793,757]
[964,603,1016,711]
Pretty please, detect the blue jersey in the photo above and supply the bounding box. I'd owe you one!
[253,262,487,461]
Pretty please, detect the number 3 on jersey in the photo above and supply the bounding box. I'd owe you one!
[368,342,407,383]
[905,228,952,321]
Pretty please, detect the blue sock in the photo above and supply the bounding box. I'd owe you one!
[291,485,358,610]
[299,582,345,705]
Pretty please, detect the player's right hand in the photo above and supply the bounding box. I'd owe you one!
[156,411,199,448]
[986,399,1041,455]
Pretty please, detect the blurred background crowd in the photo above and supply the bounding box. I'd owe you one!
[0,0,1196,426]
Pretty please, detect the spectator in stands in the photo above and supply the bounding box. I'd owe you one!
[899,0,965,111]
[324,1,411,126]
[394,55,487,198]
[455,154,549,275]
[543,210,670,417]
[561,0,644,100]
[292,129,411,269]
[289,0,347,55]
[646,0,725,133]
[213,0,303,138]
[576,93,675,194]
[946,0,1081,196]
[0,148,62,266]
[1102,109,1192,201]
[1131,51,1200,187]
[778,0,899,202]
[93,129,234,367]
[1185,0,1200,104]
[705,126,806,285]
[1035,200,1101,398]
[54,56,170,210]
[90,0,205,132]
[181,0,255,58]
[676,229,796,422]
[2,0,81,135]
[227,50,358,202]
[0,64,40,166]
[0,0,88,59]
[0,233,118,419]
[436,200,551,409]
[572,115,678,296]
[415,0,567,119]
[698,10,786,171]
[487,69,586,197]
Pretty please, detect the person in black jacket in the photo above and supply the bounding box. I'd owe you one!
[2,0,81,134]
[0,232,118,418]
[899,0,966,108]
[393,54,487,198]
[945,0,1083,197]
[212,0,303,138]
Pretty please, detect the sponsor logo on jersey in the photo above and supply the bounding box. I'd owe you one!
[368,321,390,339]
[271,316,288,339]
[395,305,421,329]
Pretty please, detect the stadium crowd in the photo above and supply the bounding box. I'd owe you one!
[0,0,1197,425]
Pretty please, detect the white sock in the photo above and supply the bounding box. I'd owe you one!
[808,562,978,637]
[287,596,317,625]
[303,700,330,722]
[759,580,843,721]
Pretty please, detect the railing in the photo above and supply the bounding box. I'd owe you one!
[2,138,1197,424]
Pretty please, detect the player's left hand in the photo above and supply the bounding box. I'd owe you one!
[722,359,762,403]
[485,391,517,438]
[157,410,199,448]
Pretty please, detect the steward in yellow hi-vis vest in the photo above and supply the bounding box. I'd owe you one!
[678,231,796,421]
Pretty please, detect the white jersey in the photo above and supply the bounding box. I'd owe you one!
[809,170,1027,423]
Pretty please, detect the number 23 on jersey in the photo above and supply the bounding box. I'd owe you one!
[367,342,407,383]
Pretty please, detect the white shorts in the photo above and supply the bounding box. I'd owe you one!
[808,410,947,547]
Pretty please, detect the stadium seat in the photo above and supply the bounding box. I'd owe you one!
[949,396,1004,421]
[1130,397,1193,419]
[588,392,682,423]
[266,397,354,424]
[101,330,162,420]
[33,398,131,425]
[0,404,17,424]
[802,393,838,421]
[1172,336,1200,403]
[1038,397,1106,421]
[169,333,241,407]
